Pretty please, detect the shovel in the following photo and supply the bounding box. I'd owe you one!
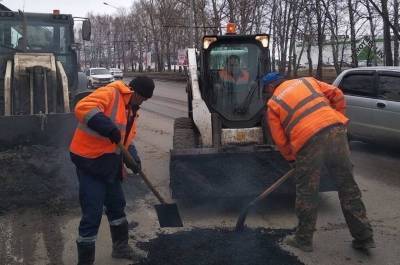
[235,169,295,232]
[118,142,183,228]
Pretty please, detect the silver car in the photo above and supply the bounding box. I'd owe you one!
[109,68,123,79]
[333,67,400,144]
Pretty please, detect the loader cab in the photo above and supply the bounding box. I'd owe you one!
[0,10,89,93]
[200,34,271,128]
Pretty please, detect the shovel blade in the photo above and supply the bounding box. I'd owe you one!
[154,203,183,228]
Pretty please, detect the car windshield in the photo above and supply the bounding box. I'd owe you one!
[91,69,110,75]
[206,42,266,121]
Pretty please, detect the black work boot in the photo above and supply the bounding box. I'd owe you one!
[76,241,95,265]
[110,221,136,259]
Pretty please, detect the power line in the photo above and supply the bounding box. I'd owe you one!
[162,24,219,29]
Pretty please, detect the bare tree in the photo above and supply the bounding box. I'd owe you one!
[348,0,358,67]
[394,0,399,65]
[381,0,394,65]
[363,0,378,66]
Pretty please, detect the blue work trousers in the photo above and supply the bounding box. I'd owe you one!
[76,168,126,242]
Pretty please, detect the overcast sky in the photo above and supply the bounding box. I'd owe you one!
[2,0,135,17]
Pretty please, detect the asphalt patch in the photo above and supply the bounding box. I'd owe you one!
[0,145,150,214]
[136,227,304,265]
[0,145,78,213]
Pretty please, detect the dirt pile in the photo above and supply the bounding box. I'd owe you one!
[0,145,78,213]
[136,227,303,265]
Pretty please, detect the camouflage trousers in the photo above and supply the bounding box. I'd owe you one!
[294,124,373,244]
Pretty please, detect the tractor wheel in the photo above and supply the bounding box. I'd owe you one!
[173,117,197,150]
[174,117,194,130]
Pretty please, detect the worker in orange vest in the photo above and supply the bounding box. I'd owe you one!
[264,72,374,252]
[218,55,250,84]
[70,77,154,265]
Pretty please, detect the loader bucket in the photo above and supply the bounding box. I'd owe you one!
[0,113,77,149]
[0,113,79,212]
[170,146,337,200]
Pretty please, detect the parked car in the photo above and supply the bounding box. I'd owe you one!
[332,67,400,145]
[109,68,123,79]
[86,67,114,89]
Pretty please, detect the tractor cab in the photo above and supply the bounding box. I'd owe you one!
[200,34,271,128]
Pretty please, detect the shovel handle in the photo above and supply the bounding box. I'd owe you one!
[118,142,167,204]
[252,169,295,205]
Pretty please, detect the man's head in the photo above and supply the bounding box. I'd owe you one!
[262,72,284,96]
[128,76,155,108]
[226,55,241,77]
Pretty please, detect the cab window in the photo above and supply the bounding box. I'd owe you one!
[206,42,266,122]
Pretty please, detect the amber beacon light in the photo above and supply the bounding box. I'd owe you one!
[226,22,237,34]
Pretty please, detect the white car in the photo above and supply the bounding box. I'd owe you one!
[86,68,114,89]
[109,68,123,79]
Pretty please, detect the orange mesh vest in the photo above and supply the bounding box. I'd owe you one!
[268,77,348,155]
[70,83,137,158]
[219,69,250,84]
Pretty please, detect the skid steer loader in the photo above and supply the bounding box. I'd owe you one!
[170,26,336,200]
[0,8,91,148]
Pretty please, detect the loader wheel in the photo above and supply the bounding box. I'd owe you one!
[173,117,197,150]
[174,117,194,130]
[0,85,3,115]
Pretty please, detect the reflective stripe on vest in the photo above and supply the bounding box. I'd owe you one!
[285,101,328,135]
[272,78,329,135]
[77,88,125,154]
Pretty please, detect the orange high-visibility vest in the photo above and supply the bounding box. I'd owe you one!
[267,77,348,161]
[70,81,137,159]
[219,69,250,84]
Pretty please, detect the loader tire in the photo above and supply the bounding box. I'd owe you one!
[173,117,197,149]
[173,128,196,150]
[0,85,3,116]
[174,117,194,130]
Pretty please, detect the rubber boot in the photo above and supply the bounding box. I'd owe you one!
[76,241,95,265]
[110,221,136,259]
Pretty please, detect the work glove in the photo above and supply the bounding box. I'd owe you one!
[109,128,121,144]
[128,144,141,174]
